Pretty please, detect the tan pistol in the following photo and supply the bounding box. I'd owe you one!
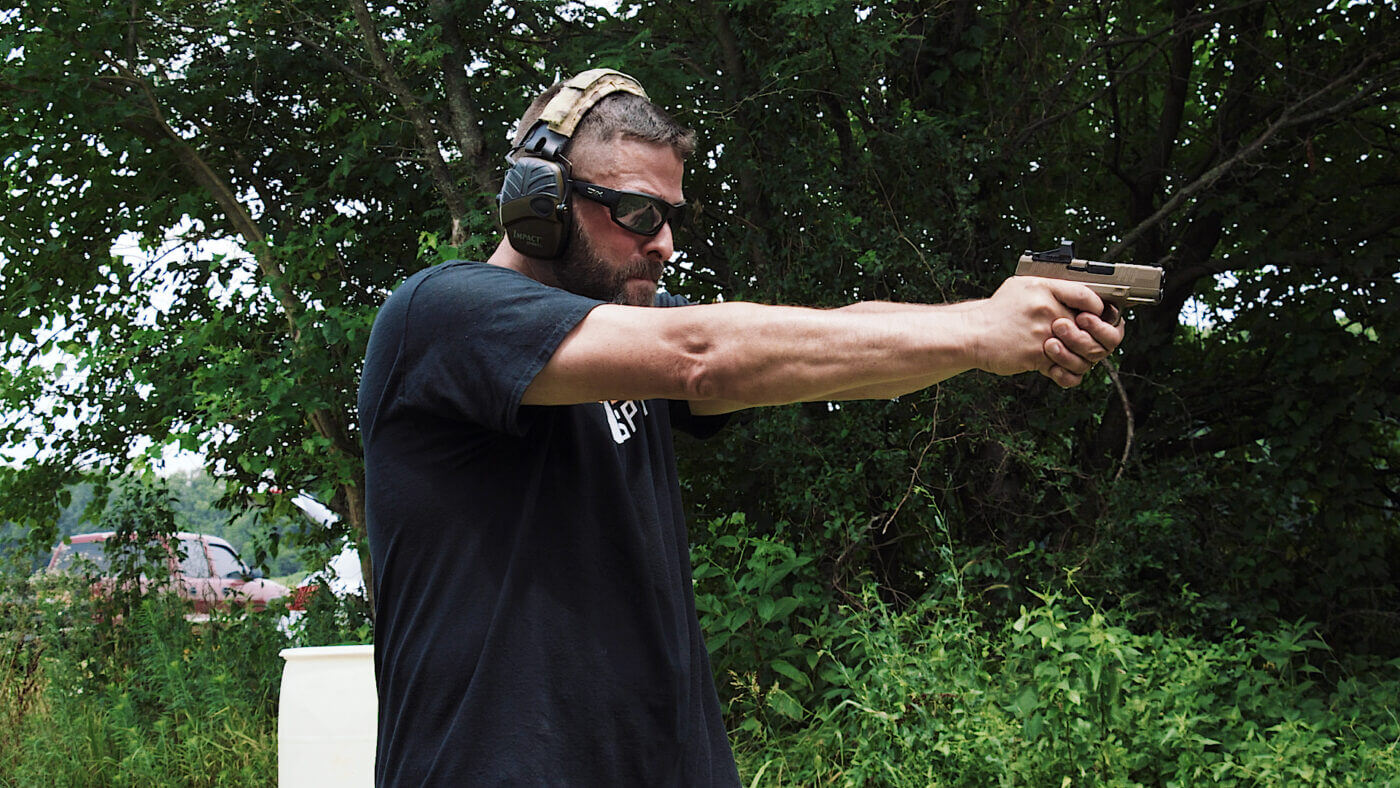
[1015,242,1164,309]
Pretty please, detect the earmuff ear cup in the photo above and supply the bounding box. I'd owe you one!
[499,157,570,258]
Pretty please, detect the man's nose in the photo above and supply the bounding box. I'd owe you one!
[642,221,674,262]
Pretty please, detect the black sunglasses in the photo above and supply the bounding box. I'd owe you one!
[570,180,689,236]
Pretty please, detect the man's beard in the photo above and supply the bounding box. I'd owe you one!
[553,221,663,306]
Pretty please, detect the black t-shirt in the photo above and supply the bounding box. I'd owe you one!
[358,261,739,786]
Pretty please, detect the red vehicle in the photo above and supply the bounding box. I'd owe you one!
[48,531,290,616]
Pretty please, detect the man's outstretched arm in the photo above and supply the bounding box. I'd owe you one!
[520,277,1125,412]
[809,285,1123,402]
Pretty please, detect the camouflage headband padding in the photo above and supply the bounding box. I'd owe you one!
[537,68,650,139]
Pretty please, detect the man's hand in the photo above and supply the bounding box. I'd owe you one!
[968,277,1126,388]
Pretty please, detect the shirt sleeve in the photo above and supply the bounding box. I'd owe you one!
[394,261,603,435]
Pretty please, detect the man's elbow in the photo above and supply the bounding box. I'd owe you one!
[661,303,773,405]
[677,347,790,407]
[672,333,734,403]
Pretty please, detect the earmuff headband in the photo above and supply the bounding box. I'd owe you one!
[499,68,650,259]
[539,69,649,140]
[514,69,650,161]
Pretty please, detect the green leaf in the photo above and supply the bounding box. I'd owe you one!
[1012,686,1038,717]
[769,659,810,689]
[766,687,806,721]
[757,596,775,623]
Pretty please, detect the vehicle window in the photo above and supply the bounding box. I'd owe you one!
[178,538,211,578]
[209,544,244,578]
[53,542,111,572]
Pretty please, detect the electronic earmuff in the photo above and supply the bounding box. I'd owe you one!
[498,69,650,259]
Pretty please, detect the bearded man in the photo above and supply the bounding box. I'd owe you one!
[358,69,1123,786]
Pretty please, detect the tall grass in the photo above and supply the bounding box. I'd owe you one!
[0,560,376,788]
[0,571,286,787]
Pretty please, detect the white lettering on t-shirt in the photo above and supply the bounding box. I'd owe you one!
[602,400,649,445]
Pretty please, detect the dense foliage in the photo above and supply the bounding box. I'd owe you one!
[2,0,1397,781]
[689,511,1400,784]
[731,592,1400,786]
[3,554,1397,785]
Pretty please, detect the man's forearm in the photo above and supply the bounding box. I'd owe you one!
[662,300,984,407]
[682,301,982,414]
[804,301,980,401]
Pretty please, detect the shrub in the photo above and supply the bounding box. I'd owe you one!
[691,513,852,734]
[728,587,1400,786]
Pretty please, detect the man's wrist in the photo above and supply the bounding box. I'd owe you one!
[947,299,992,374]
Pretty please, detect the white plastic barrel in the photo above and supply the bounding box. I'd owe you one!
[278,644,377,787]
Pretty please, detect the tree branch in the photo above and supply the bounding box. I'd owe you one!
[289,32,390,93]
[1102,359,1135,481]
[429,0,496,196]
[1105,54,1386,261]
[1004,4,1211,158]
[348,0,470,244]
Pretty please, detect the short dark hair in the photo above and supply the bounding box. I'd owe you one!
[512,80,697,164]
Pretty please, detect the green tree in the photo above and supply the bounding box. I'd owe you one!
[3,0,1396,652]
[0,0,602,598]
